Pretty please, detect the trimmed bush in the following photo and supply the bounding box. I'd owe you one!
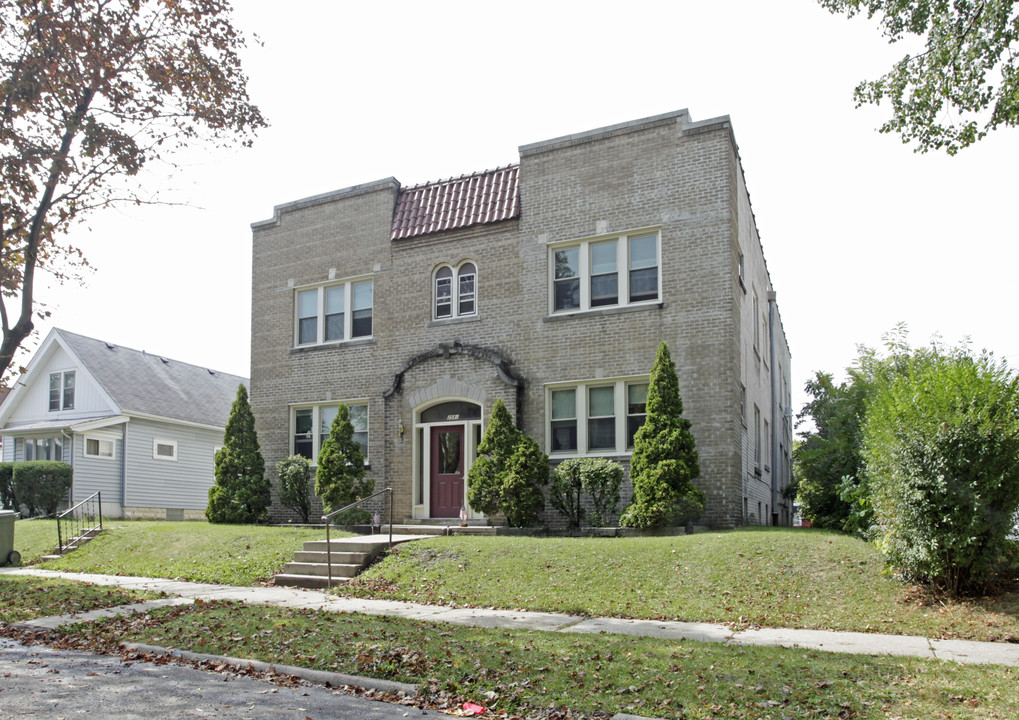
[621,342,703,528]
[500,434,548,527]
[315,403,374,525]
[207,384,269,524]
[12,461,72,517]
[277,455,312,523]
[550,457,623,529]
[0,462,17,512]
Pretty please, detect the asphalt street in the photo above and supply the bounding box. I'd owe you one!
[0,638,438,720]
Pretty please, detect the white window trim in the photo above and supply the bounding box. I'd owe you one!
[545,376,649,457]
[48,369,76,412]
[290,400,370,464]
[548,229,661,315]
[294,275,373,348]
[153,438,178,461]
[432,262,478,320]
[84,434,116,460]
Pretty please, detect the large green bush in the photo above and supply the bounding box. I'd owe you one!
[0,461,17,512]
[864,340,1019,593]
[207,384,270,524]
[276,455,312,523]
[315,403,374,524]
[466,399,519,517]
[12,461,72,517]
[550,457,623,529]
[499,434,548,527]
[621,342,704,528]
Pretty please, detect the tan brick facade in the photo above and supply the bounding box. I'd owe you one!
[250,110,792,529]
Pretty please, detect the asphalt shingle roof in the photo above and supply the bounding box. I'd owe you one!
[390,165,520,240]
[57,329,247,428]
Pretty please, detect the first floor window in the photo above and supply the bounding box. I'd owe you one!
[295,277,373,347]
[85,437,115,459]
[23,437,63,462]
[153,438,177,460]
[292,402,369,462]
[546,377,648,456]
[550,230,660,314]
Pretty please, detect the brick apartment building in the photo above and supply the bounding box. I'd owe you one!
[250,109,792,528]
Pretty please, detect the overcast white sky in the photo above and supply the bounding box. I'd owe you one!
[24,0,1018,431]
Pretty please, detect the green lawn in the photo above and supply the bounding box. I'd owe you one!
[60,599,1018,720]
[342,529,1019,642]
[10,518,60,564]
[0,575,162,623]
[34,521,341,586]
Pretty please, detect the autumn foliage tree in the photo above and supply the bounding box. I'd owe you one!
[0,0,265,379]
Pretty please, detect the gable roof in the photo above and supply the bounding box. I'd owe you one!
[55,329,246,428]
[390,165,520,240]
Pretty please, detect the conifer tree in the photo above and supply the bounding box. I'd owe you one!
[621,342,705,528]
[466,399,520,516]
[207,384,269,524]
[315,404,374,523]
[500,434,548,527]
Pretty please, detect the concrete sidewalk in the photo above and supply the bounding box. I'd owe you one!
[3,566,1018,667]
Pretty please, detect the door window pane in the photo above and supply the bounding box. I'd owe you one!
[438,432,461,474]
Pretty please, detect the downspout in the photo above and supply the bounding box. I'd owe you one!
[767,291,780,526]
[61,429,73,506]
[120,423,127,511]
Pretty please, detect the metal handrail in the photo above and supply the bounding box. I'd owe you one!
[57,491,103,554]
[322,487,393,590]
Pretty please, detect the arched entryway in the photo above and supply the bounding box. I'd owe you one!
[413,399,483,519]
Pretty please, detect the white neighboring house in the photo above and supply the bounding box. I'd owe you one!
[0,328,247,519]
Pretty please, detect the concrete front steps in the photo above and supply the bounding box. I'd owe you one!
[40,528,103,561]
[274,534,425,589]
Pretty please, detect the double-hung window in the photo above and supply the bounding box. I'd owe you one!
[434,262,478,320]
[295,278,373,346]
[546,378,649,455]
[550,230,660,313]
[48,371,75,411]
[292,402,369,462]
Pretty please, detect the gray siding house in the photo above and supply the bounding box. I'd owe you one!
[0,328,246,519]
[251,109,793,528]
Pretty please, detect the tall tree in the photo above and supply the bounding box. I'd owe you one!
[315,403,373,523]
[207,384,269,524]
[0,0,266,379]
[820,0,1019,153]
[620,342,704,528]
[466,398,520,517]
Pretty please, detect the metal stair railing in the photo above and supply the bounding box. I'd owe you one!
[57,491,103,555]
[322,487,393,590]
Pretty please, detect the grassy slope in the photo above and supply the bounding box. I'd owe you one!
[10,519,60,564]
[344,529,1019,641]
[0,575,162,623]
[34,521,340,586]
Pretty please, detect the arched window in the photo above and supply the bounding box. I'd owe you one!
[434,262,478,319]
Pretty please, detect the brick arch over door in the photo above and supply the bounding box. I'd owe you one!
[382,342,522,398]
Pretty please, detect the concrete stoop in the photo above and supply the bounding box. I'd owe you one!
[273,534,423,589]
[39,528,102,561]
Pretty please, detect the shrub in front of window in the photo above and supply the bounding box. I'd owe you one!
[499,434,548,527]
[207,384,270,524]
[12,461,72,517]
[549,457,623,529]
[620,342,704,529]
[315,403,374,525]
[277,455,312,524]
[466,399,520,517]
[0,462,17,512]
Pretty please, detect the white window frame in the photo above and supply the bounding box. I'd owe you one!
[84,435,116,460]
[432,262,478,320]
[545,377,649,457]
[153,438,178,461]
[294,276,373,347]
[548,229,661,315]
[48,370,75,412]
[290,401,369,464]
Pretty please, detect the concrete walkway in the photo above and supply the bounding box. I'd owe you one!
[3,566,1018,667]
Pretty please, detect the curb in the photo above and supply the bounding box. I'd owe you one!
[121,642,418,697]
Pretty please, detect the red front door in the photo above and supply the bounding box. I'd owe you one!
[430,424,464,518]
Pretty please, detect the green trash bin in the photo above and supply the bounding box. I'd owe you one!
[0,509,20,566]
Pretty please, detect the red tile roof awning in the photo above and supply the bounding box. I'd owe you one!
[391,165,520,240]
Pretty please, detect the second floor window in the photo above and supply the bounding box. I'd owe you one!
[296,278,373,347]
[550,230,660,314]
[49,371,75,411]
[434,262,477,320]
